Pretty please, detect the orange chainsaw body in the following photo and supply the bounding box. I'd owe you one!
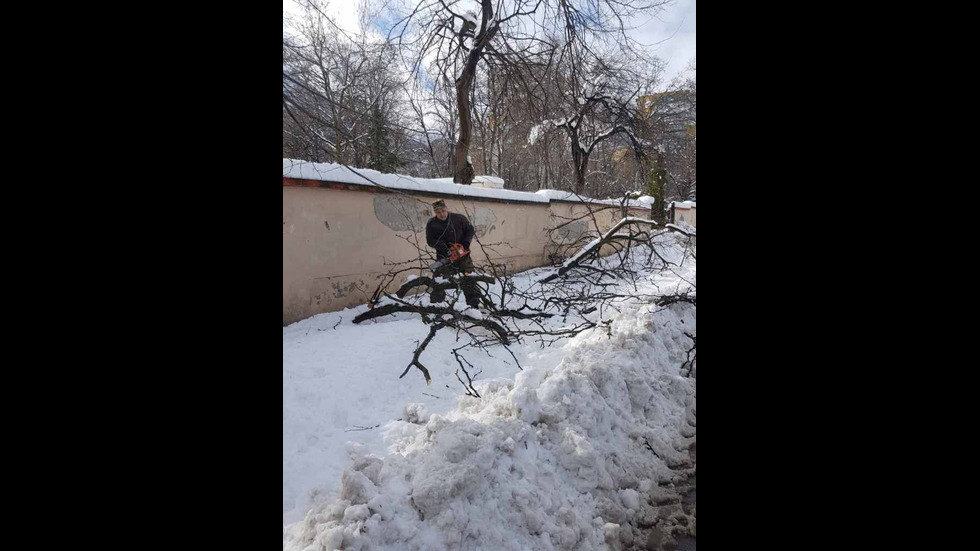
[449,243,470,262]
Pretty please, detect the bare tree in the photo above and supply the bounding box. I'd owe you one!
[387,0,669,185]
[283,1,695,205]
[283,1,415,167]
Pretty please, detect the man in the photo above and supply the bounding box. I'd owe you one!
[425,200,481,308]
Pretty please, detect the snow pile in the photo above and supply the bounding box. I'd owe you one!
[284,274,548,527]
[535,189,584,202]
[536,190,654,210]
[284,296,696,550]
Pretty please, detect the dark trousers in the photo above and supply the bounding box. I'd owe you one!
[431,255,481,308]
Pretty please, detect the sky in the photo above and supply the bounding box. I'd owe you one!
[632,0,696,83]
[284,0,696,84]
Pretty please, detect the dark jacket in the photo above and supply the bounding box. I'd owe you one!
[426,212,475,259]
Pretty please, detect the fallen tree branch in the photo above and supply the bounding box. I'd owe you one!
[540,218,663,283]
[657,293,697,308]
[400,323,444,384]
[354,302,511,344]
[395,275,496,299]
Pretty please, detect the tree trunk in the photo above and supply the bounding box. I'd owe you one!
[454,55,478,185]
[452,1,497,185]
[572,139,588,195]
[574,161,587,195]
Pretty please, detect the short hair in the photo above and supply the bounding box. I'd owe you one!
[432,200,447,209]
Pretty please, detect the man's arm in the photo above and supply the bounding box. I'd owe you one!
[426,220,449,257]
[460,215,476,249]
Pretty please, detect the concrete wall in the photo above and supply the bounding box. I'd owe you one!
[674,207,697,227]
[284,179,652,326]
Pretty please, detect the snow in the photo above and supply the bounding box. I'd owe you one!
[528,124,546,146]
[286,159,647,208]
[471,176,504,189]
[598,198,654,209]
[284,235,696,549]
[536,189,614,205]
[563,236,602,267]
[461,307,484,320]
[671,201,696,209]
[535,189,588,202]
[667,222,696,236]
[527,119,573,146]
[284,159,549,204]
[619,216,657,224]
[561,218,658,268]
[428,175,504,189]
[536,189,653,209]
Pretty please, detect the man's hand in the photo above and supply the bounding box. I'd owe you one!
[449,243,470,262]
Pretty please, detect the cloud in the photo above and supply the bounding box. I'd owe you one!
[628,0,697,85]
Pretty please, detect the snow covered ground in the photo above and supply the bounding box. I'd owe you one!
[283,234,696,549]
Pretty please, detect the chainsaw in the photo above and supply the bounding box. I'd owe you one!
[449,243,470,262]
[429,243,470,271]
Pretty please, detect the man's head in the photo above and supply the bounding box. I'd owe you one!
[432,200,449,221]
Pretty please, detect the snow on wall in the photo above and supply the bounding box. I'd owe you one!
[285,159,650,208]
[284,159,549,204]
[536,189,656,209]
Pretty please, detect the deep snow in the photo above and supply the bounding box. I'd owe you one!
[284,233,696,550]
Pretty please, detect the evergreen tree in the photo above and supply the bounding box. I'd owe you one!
[647,146,669,223]
[367,105,400,173]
